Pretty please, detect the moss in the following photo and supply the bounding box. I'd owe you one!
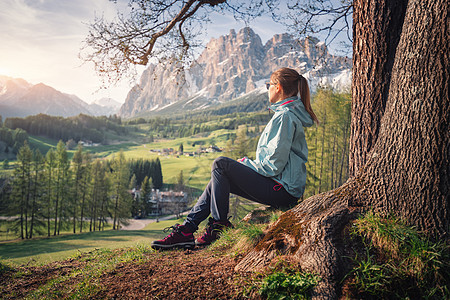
[255,211,310,253]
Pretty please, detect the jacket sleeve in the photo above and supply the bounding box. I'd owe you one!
[240,113,294,177]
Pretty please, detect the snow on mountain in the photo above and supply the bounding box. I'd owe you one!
[87,98,121,116]
[92,97,121,109]
[119,27,352,118]
[0,77,91,118]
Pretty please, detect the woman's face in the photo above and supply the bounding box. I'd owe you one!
[268,77,282,104]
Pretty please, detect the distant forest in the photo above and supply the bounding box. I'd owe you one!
[3,113,127,144]
[128,111,272,140]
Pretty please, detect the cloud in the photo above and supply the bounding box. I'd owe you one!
[0,0,292,104]
[0,0,132,103]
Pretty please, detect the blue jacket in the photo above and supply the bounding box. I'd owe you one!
[240,96,314,198]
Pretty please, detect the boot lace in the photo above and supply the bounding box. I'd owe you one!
[161,224,181,241]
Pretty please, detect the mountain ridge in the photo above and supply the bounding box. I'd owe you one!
[119,27,352,118]
[0,75,120,118]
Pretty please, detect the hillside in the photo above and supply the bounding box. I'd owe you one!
[131,86,269,119]
[1,210,446,299]
[0,247,255,299]
[0,76,120,119]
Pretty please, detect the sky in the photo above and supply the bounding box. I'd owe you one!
[0,0,349,105]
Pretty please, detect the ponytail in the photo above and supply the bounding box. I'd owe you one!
[272,67,319,124]
[298,76,319,124]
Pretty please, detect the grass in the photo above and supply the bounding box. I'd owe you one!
[22,245,156,300]
[207,208,283,259]
[208,219,266,256]
[206,209,321,300]
[0,219,110,241]
[0,217,185,266]
[28,135,60,156]
[259,269,320,300]
[345,211,450,299]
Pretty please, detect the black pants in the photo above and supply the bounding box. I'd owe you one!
[184,156,298,232]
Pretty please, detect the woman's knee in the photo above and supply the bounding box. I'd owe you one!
[212,156,231,171]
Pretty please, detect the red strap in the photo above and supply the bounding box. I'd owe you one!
[280,99,295,106]
[273,184,283,191]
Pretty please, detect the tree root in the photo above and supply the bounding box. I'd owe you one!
[236,179,362,299]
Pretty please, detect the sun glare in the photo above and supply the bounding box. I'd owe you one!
[0,67,11,77]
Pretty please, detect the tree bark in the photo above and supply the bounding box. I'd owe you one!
[236,181,361,299]
[349,0,408,176]
[353,0,449,235]
[236,0,449,298]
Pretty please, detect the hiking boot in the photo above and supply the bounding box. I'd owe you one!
[151,224,195,250]
[195,217,233,246]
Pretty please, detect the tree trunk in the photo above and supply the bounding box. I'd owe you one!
[54,174,60,236]
[349,0,408,176]
[25,165,31,239]
[353,0,449,235]
[47,167,52,237]
[113,194,119,230]
[236,0,448,298]
[29,166,39,239]
[73,178,78,234]
[80,188,86,233]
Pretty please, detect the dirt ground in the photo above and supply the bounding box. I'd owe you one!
[0,248,264,299]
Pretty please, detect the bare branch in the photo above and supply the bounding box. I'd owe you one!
[80,0,351,87]
[283,0,353,52]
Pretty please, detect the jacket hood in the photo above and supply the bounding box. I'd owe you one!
[269,96,314,127]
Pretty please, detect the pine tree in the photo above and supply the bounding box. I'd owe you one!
[111,151,131,230]
[44,149,56,237]
[234,125,249,160]
[89,159,106,231]
[152,158,163,189]
[12,142,33,239]
[140,176,152,217]
[71,145,83,233]
[79,152,92,232]
[29,150,44,239]
[54,140,70,235]
[176,170,184,191]
[97,164,110,231]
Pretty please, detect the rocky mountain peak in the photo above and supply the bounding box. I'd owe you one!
[119,28,352,118]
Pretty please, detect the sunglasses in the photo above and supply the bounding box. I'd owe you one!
[265,82,276,90]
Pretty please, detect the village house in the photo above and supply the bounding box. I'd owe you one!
[150,190,188,216]
[131,188,188,218]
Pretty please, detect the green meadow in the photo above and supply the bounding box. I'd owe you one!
[0,218,186,266]
[1,127,240,190]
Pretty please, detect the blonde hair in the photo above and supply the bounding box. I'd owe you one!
[271,68,318,124]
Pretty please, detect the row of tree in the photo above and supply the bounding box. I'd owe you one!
[128,110,272,139]
[0,142,163,239]
[0,126,28,154]
[128,158,163,189]
[4,113,127,143]
[305,89,351,198]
